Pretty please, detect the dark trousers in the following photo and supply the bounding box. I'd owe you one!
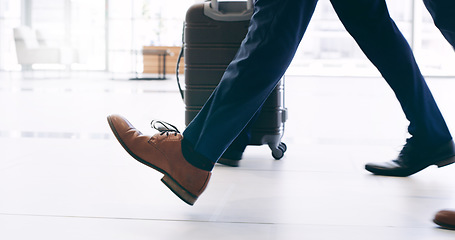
[423,0,455,47]
[183,0,453,163]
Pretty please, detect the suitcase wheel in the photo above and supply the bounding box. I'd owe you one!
[271,142,287,160]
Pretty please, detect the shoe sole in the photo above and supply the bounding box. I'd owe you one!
[107,115,197,206]
[433,219,455,230]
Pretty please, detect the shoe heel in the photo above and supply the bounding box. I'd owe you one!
[161,175,197,206]
[436,156,455,168]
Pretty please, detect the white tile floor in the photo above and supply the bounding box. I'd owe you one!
[1,71,455,239]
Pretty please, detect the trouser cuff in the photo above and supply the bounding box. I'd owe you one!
[181,138,215,171]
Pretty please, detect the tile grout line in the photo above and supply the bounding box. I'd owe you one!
[0,212,276,225]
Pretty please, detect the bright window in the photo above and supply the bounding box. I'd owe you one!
[0,0,454,76]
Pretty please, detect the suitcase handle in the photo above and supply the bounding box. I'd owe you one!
[204,0,254,21]
[210,0,253,12]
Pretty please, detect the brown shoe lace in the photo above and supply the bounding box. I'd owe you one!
[151,120,180,136]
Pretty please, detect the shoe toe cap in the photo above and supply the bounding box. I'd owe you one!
[434,210,455,226]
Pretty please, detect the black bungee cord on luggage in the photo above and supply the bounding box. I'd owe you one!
[176,22,185,101]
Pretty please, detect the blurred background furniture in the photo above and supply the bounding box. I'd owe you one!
[142,46,183,76]
[13,26,77,70]
[130,47,172,80]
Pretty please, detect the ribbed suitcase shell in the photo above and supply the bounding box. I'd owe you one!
[183,1,287,159]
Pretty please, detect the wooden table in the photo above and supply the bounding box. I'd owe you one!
[130,49,171,80]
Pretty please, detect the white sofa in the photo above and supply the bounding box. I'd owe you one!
[13,26,77,70]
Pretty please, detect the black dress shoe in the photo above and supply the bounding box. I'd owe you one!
[217,157,241,167]
[365,139,455,177]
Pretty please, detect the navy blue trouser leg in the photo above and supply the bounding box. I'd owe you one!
[215,0,455,161]
[221,111,260,160]
[330,0,452,147]
[183,0,453,166]
[423,0,455,48]
[183,0,319,163]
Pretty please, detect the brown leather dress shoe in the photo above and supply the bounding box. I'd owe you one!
[434,210,455,230]
[107,114,211,205]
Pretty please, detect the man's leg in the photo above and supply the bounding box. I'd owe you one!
[423,0,455,48]
[182,0,319,170]
[108,0,319,205]
[330,0,455,176]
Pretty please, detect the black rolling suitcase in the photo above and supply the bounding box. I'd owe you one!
[177,0,288,159]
